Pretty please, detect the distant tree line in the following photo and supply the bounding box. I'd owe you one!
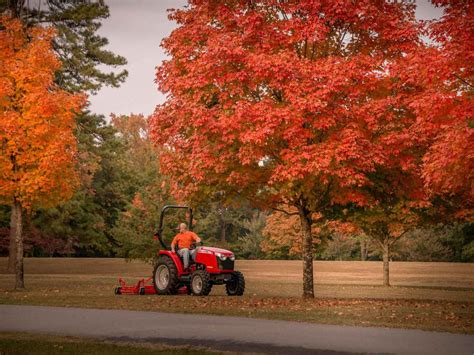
[1,131,472,263]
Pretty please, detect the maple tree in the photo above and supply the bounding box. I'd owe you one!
[0,16,84,288]
[353,0,474,285]
[341,0,473,285]
[1,0,129,262]
[424,0,473,205]
[394,0,473,210]
[350,203,422,286]
[151,0,421,297]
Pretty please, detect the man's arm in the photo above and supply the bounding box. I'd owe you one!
[192,232,201,243]
[171,235,178,253]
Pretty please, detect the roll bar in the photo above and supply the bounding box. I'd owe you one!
[154,205,193,250]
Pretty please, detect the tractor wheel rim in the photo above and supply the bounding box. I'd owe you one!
[192,275,203,293]
[228,282,237,292]
[156,265,170,290]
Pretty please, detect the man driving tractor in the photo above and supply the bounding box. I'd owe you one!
[171,223,201,270]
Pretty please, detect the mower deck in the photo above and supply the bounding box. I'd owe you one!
[114,277,189,295]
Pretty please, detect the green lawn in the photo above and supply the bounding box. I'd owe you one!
[1,258,473,334]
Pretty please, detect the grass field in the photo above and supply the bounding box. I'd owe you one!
[0,258,473,334]
[0,332,224,354]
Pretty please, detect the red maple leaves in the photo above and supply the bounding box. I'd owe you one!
[151,0,472,213]
[151,1,425,207]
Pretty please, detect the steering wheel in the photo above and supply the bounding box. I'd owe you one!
[190,241,204,250]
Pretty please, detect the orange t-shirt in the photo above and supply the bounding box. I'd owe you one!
[171,231,199,249]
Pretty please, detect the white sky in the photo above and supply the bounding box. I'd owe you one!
[88,0,443,119]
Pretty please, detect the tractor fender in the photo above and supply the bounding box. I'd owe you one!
[158,250,185,275]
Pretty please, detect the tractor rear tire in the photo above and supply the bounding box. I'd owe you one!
[190,270,212,296]
[114,286,122,295]
[225,271,245,296]
[153,256,179,295]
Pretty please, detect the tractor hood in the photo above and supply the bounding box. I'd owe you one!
[199,246,233,256]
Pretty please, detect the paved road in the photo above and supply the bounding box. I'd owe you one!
[0,305,473,354]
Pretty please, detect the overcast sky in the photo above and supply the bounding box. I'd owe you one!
[88,0,443,119]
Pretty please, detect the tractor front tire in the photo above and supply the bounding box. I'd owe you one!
[153,256,179,295]
[190,270,212,296]
[225,271,245,296]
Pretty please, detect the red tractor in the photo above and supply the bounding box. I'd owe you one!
[152,205,245,296]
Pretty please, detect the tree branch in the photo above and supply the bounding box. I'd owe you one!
[453,73,474,88]
[389,229,409,246]
[271,206,299,216]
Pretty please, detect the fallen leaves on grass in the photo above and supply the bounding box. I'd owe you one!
[92,295,474,333]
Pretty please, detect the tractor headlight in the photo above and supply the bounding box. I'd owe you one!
[229,255,235,261]
[215,252,227,261]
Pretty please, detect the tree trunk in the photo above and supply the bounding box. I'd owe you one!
[360,238,368,261]
[11,199,24,289]
[220,221,226,243]
[298,205,314,298]
[382,237,390,287]
[7,204,18,273]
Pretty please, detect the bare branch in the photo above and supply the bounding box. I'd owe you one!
[271,206,299,216]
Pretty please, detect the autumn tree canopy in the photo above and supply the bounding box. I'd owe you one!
[151,0,422,297]
[0,0,130,264]
[398,0,473,210]
[0,16,84,287]
[332,0,473,286]
[0,16,83,208]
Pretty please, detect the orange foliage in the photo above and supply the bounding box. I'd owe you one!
[352,201,422,245]
[327,220,361,235]
[261,210,321,257]
[110,113,156,168]
[0,17,84,209]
